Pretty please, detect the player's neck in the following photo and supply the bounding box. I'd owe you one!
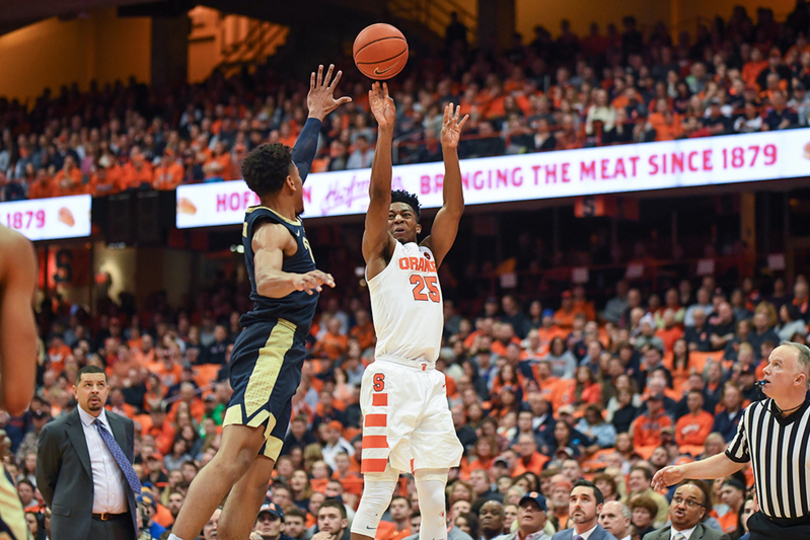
[259,196,296,222]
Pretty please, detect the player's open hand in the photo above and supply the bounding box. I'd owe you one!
[295,270,336,295]
[307,64,352,121]
[369,82,396,129]
[441,102,469,149]
[652,465,685,491]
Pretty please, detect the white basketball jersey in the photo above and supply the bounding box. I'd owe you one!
[367,240,444,363]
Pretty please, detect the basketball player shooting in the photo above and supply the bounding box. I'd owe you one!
[351,82,468,540]
[0,225,38,540]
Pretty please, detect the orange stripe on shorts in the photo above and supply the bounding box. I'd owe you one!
[362,435,388,449]
[372,393,388,406]
[361,458,388,473]
[364,414,387,427]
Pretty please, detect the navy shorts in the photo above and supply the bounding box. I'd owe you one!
[224,317,306,460]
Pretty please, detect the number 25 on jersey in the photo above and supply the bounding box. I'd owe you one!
[410,275,440,303]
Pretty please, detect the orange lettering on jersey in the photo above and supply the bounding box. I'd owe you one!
[408,257,419,270]
[398,258,409,270]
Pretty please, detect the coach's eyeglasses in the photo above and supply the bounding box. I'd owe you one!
[672,496,703,509]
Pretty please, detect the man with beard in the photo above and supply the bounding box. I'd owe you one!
[478,501,505,540]
[495,492,551,540]
[641,481,728,540]
[37,365,140,540]
[551,480,615,540]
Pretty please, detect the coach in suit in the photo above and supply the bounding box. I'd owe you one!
[36,365,140,540]
[551,479,616,540]
[642,481,729,540]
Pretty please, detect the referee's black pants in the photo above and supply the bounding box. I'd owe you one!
[749,511,810,540]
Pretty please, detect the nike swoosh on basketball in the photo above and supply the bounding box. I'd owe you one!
[374,66,394,75]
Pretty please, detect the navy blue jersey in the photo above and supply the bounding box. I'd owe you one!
[240,206,318,332]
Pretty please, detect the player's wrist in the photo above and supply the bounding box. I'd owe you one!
[308,109,326,121]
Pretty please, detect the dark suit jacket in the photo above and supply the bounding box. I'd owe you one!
[551,524,617,540]
[36,408,137,540]
[642,523,731,540]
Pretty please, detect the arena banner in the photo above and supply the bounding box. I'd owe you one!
[176,128,810,228]
[0,194,91,241]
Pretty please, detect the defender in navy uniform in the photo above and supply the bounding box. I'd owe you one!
[168,65,350,540]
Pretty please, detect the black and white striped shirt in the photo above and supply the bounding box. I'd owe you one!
[726,398,810,520]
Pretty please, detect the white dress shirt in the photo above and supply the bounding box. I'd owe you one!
[573,524,598,540]
[670,525,697,540]
[77,406,129,513]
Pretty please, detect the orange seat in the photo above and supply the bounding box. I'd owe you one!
[685,351,723,374]
[193,364,222,388]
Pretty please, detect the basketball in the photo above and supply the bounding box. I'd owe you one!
[353,23,409,80]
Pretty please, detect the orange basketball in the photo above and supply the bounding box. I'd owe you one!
[353,23,409,80]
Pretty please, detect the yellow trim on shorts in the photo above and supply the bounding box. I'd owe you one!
[244,319,294,418]
[263,434,284,460]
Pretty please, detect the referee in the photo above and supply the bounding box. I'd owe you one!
[653,342,810,540]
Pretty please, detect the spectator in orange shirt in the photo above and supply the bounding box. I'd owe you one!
[554,291,577,329]
[511,433,550,476]
[332,452,363,496]
[120,147,154,190]
[313,318,349,361]
[47,334,71,374]
[349,309,376,352]
[153,149,185,190]
[655,309,684,352]
[203,141,233,181]
[378,496,412,540]
[631,393,673,450]
[742,47,769,88]
[674,389,714,446]
[168,382,206,424]
[149,345,184,388]
[91,154,121,197]
[648,98,685,141]
[571,285,596,321]
[146,405,176,455]
[28,169,55,199]
[53,155,85,196]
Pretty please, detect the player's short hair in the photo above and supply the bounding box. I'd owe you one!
[572,479,603,505]
[241,143,293,197]
[391,190,421,220]
[77,365,107,384]
[319,498,347,520]
[285,506,306,521]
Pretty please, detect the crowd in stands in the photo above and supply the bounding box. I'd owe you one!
[8,260,810,540]
[2,5,810,203]
[6,4,810,540]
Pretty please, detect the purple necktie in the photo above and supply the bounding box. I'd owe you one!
[94,419,142,495]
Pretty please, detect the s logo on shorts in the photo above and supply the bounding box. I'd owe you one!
[373,373,385,392]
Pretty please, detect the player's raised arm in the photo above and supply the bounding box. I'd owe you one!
[295,64,352,184]
[0,228,37,416]
[362,82,396,272]
[421,103,468,268]
[252,222,335,298]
